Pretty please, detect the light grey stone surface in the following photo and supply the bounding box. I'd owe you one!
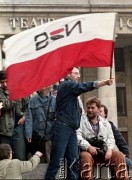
[23,163,65,180]
[23,164,47,179]
[22,164,112,180]
[1,0,132,5]
[0,0,89,5]
[22,163,132,179]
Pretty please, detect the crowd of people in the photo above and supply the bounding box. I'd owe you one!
[0,68,132,179]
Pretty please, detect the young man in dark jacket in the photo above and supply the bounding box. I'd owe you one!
[100,104,132,177]
[45,67,113,180]
[0,70,24,146]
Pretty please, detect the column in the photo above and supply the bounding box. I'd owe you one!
[97,61,118,126]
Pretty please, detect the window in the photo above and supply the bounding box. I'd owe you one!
[114,48,124,72]
[116,87,127,116]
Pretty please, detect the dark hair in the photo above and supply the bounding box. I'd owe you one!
[0,144,12,160]
[101,104,108,118]
[0,70,7,80]
[86,96,101,108]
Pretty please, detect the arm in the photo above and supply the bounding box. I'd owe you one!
[109,121,129,157]
[77,115,100,155]
[105,119,115,150]
[16,98,29,125]
[104,119,115,160]
[15,100,24,121]
[24,100,33,142]
[63,78,113,96]
[0,102,3,109]
[0,102,3,116]
[76,115,91,151]
[18,151,43,173]
[97,79,113,88]
[0,90,16,111]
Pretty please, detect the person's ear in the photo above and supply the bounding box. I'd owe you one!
[8,151,12,160]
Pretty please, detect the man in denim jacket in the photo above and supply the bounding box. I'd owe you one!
[24,86,56,162]
[45,67,113,180]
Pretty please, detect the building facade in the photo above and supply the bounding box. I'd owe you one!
[0,0,132,158]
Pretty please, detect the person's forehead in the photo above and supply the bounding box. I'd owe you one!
[100,107,104,111]
[86,103,97,107]
[72,67,79,72]
[0,79,7,82]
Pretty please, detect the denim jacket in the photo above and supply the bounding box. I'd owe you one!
[25,93,56,138]
[56,79,97,130]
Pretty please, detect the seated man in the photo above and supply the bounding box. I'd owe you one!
[77,96,128,180]
[100,104,132,172]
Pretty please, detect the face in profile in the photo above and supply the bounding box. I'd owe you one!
[99,107,106,118]
[70,67,80,82]
[0,79,7,90]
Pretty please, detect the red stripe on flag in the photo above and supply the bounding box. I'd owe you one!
[7,39,114,100]
[50,28,64,35]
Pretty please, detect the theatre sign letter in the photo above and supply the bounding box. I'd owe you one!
[8,17,132,31]
[9,17,54,29]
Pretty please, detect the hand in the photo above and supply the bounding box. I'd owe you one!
[18,116,25,125]
[35,151,43,157]
[106,79,113,86]
[97,79,113,87]
[105,149,112,160]
[87,145,99,155]
[0,102,3,109]
[27,138,32,142]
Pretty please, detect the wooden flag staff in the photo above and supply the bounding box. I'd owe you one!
[110,67,112,79]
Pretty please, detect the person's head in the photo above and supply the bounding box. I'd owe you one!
[100,104,108,118]
[0,70,7,90]
[38,86,52,96]
[86,96,101,120]
[52,84,58,96]
[0,144,12,160]
[69,67,80,82]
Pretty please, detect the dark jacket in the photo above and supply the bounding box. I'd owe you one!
[14,97,29,128]
[109,121,129,157]
[56,79,97,129]
[0,88,24,136]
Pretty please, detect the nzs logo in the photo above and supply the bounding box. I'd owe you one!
[34,20,82,51]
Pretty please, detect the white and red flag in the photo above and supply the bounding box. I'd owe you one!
[3,13,117,100]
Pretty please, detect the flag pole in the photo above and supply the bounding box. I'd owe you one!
[110,14,117,80]
[110,67,112,79]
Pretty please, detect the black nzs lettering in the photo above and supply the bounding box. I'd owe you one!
[34,20,82,51]
[35,32,49,51]
[65,20,82,36]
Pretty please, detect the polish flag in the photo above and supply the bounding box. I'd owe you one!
[3,13,117,100]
